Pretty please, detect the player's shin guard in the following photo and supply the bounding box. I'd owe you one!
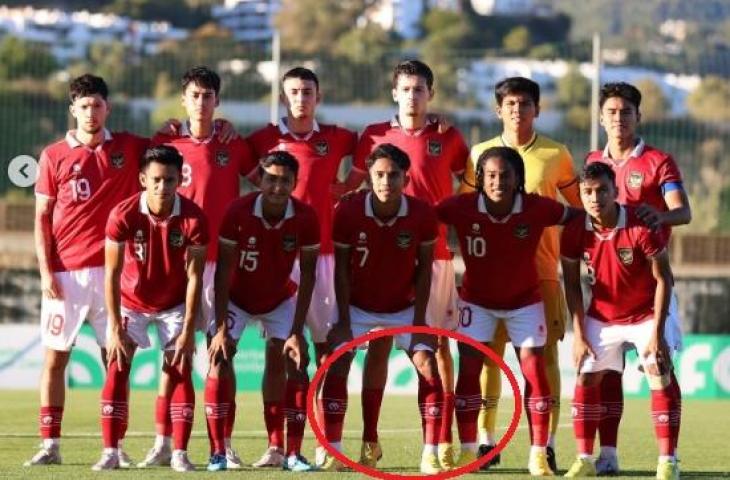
[101,360,131,449]
[320,374,348,443]
[455,354,483,445]
[439,391,455,444]
[168,364,195,451]
[285,378,308,456]
[155,395,172,437]
[263,401,284,449]
[668,370,681,452]
[39,406,63,440]
[520,354,551,447]
[361,387,384,443]
[418,374,443,446]
[222,373,236,443]
[572,384,601,456]
[204,376,229,455]
[598,370,623,448]
[650,377,681,456]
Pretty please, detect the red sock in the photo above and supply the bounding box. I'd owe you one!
[572,384,601,455]
[155,396,172,437]
[204,376,228,455]
[599,370,623,448]
[668,370,682,452]
[361,387,384,442]
[418,374,443,446]
[226,398,236,441]
[319,374,348,443]
[455,354,482,444]
[520,354,551,447]
[439,391,455,444]
[100,360,130,448]
[168,364,194,451]
[285,378,308,456]
[120,383,129,444]
[263,401,284,449]
[651,380,681,456]
[39,406,63,439]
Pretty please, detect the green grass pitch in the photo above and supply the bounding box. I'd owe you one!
[1,390,728,479]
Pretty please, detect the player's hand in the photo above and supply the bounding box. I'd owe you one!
[208,329,234,365]
[327,323,353,350]
[428,112,453,134]
[214,119,239,144]
[283,334,308,370]
[572,335,596,370]
[642,334,670,376]
[40,272,63,300]
[107,330,133,371]
[636,203,663,230]
[172,330,195,370]
[157,118,182,136]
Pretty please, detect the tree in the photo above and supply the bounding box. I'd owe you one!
[687,76,730,123]
[556,65,590,108]
[635,77,669,121]
[503,26,531,55]
[334,22,392,65]
[0,37,57,81]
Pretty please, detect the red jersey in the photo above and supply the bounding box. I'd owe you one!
[437,192,566,310]
[353,118,469,260]
[585,140,683,242]
[333,191,438,313]
[106,192,208,313]
[152,124,256,261]
[219,192,320,315]
[561,206,666,325]
[35,130,148,272]
[247,121,357,255]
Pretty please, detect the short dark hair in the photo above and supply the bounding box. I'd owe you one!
[69,74,109,102]
[599,82,641,111]
[282,67,319,91]
[140,145,184,172]
[580,162,616,186]
[182,66,221,95]
[476,146,526,193]
[258,151,299,178]
[366,143,411,172]
[495,76,540,106]
[392,60,434,90]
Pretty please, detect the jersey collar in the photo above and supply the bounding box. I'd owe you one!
[389,115,435,137]
[180,121,217,144]
[500,132,538,152]
[477,192,523,223]
[279,118,320,141]
[65,128,112,149]
[601,137,646,162]
[365,191,408,227]
[139,191,181,220]
[586,204,627,240]
[253,193,294,229]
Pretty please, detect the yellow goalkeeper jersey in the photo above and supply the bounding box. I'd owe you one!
[460,133,580,281]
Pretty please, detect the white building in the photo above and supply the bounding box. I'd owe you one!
[470,0,535,15]
[211,0,280,44]
[366,0,425,40]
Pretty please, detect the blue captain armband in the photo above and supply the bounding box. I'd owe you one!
[661,182,683,195]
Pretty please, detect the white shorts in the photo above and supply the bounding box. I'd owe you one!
[457,300,547,348]
[291,254,335,344]
[219,297,296,342]
[426,260,458,330]
[580,315,683,374]
[118,304,186,350]
[665,293,683,351]
[198,261,216,332]
[335,305,434,353]
[40,267,106,351]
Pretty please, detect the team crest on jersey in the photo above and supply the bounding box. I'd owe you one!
[358,232,367,244]
[617,247,634,265]
[396,230,413,249]
[169,229,184,248]
[314,140,329,156]
[134,230,145,243]
[471,223,481,233]
[110,152,125,169]
[248,236,257,246]
[514,224,529,239]
[282,234,297,252]
[215,150,230,167]
[627,171,643,189]
[427,139,442,156]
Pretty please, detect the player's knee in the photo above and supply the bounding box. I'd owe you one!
[44,349,70,373]
[329,352,354,377]
[413,352,439,380]
[458,342,482,358]
[646,372,671,390]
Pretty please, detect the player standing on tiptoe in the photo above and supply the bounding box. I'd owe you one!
[344,59,468,472]
[145,66,256,470]
[584,82,690,476]
[561,163,681,480]
[320,143,444,474]
[460,77,581,472]
[93,146,207,472]
[207,152,320,472]
[26,74,148,468]
[247,67,357,467]
[438,146,578,477]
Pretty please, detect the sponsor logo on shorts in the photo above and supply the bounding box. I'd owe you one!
[618,247,634,265]
[110,152,125,169]
[315,140,329,156]
[169,229,184,248]
[427,139,442,156]
[627,171,643,189]
[215,151,230,167]
[282,234,297,252]
[514,224,529,239]
[396,230,413,249]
